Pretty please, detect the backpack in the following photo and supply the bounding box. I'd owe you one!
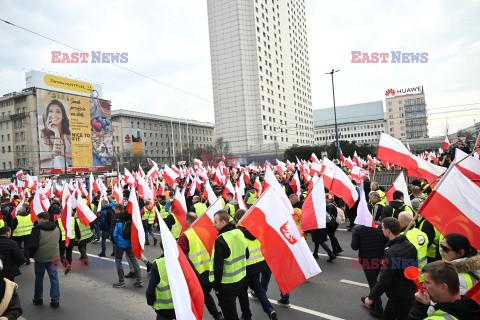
[122,221,132,240]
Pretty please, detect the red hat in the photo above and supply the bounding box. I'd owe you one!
[325,194,334,201]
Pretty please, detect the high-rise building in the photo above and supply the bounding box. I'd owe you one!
[384,86,428,140]
[207,0,314,157]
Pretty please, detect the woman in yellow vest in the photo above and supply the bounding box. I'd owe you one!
[441,233,480,295]
[141,200,157,246]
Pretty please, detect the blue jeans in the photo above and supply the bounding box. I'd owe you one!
[239,273,273,318]
[145,224,156,243]
[90,220,100,240]
[34,261,60,303]
[363,267,383,312]
[100,229,109,254]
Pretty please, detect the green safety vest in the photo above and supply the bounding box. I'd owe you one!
[153,258,174,310]
[158,204,169,219]
[301,191,308,201]
[13,215,34,237]
[246,191,257,205]
[459,271,479,292]
[76,218,93,240]
[143,207,155,224]
[403,228,428,282]
[193,202,207,216]
[184,228,210,274]
[57,218,66,241]
[246,238,264,266]
[419,218,442,259]
[225,203,236,220]
[171,214,182,239]
[376,190,387,206]
[209,229,247,284]
[391,203,413,218]
[0,220,4,229]
[425,309,459,320]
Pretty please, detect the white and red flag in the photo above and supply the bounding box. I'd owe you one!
[385,171,413,208]
[454,149,480,186]
[203,181,218,206]
[321,157,337,190]
[377,133,418,170]
[407,155,446,185]
[301,177,326,231]
[418,164,480,249]
[164,165,179,188]
[222,179,235,199]
[126,186,145,259]
[15,170,24,179]
[124,168,135,186]
[191,198,224,254]
[61,187,73,247]
[76,194,97,227]
[443,136,450,151]
[354,183,378,228]
[289,171,301,197]
[235,187,248,211]
[113,185,124,204]
[352,151,361,167]
[158,214,204,320]
[310,153,320,163]
[30,188,50,222]
[330,168,359,208]
[253,177,262,194]
[11,196,25,220]
[171,189,188,233]
[238,187,321,295]
[137,175,154,201]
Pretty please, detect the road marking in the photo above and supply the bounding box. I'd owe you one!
[340,279,369,288]
[337,228,348,232]
[269,299,345,320]
[312,252,353,261]
[72,252,346,319]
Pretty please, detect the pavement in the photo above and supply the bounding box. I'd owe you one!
[15,224,381,320]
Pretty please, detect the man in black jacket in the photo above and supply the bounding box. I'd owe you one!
[364,217,417,320]
[381,191,413,220]
[0,226,25,281]
[352,221,387,318]
[408,260,480,319]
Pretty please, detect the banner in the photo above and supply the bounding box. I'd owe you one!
[132,128,143,156]
[37,89,113,169]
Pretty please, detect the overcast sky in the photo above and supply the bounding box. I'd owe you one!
[1,0,479,137]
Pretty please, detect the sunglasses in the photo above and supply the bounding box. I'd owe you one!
[440,244,452,253]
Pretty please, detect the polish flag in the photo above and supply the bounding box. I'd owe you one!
[310,162,322,177]
[310,153,320,163]
[11,196,25,219]
[138,165,145,177]
[244,170,251,185]
[466,281,480,306]
[418,164,480,249]
[406,142,411,153]
[89,173,100,192]
[203,181,218,206]
[238,187,321,295]
[377,133,418,170]
[15,170,24,179]
[235,187,248,211]
[443,136,450,151]
[454,149,480,186]
[194,158,203,168]
[344,158,354,171]
[352,151,361,167]
[321,157,337,190]
[301,177,326,231]
[253,177,262,194]
[264,166,294,213]
[191,198,224,254]
[385,171,413,208]
[407,155,446,185]
[30,189,50,222]
[164,165,179,188]
[76,194,97,227]
[277,160,287,176]
[126,186,145,259]
[289,171,301,197]
[157,216,204,320]
[171,189,188,233]
[354,183,377,228]
[137,175,154,201]
[222,179,235,199]
[146,164,159,180]
[124,168,135,186]
[330,167,359,208]
[339,147,345,164]
[61,188,73,247]
[113,185,124,204]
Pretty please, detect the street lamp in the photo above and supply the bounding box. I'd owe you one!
[325,69,340,160]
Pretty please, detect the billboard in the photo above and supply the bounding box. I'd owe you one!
[131,128,143,156]
[37,89,113,169]
[26,71,102,98]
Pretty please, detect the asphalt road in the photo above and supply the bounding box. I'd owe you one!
[15,224,380,320]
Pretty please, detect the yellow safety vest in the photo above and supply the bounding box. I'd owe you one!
[209,229,247,284]
[424,309,459,320]
[246,238,264,266]
[419,218,442,259]
[459,271,479,292]
[225,203,236,220]
[57,218,66,241]
[246,191,257,205]
[143,207,155,225]
[153,258,174,310]
[158,204,169,219]
[403,228,428,282]
[184,228,210,274]
[376,190,387,206]
[0,220,4,229]
[193,202,207,216]
[13,215,33,237]
[171,214,182,240]
[76,218,93,240]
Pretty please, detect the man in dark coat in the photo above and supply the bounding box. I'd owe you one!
[0,226,25,281]
[364,217,417,320]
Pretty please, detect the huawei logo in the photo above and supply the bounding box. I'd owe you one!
[385,88,396,97]
[280,221,298,245]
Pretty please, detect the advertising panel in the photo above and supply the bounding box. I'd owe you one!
[131,128,143,156]
[37,89,113,169]
[26,71,102,98]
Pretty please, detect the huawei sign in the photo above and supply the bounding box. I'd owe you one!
[385,88,396,97]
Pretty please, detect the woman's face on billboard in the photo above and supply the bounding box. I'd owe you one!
[47,104,63,128]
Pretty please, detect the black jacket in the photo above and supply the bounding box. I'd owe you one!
[368,235,417,301]
[381,200,408,220]
[351,223,387,261]
[408,295,480,320]
[145,256,175,318]
[238,226,266,276]
[0,236,25,279]
[48,203,62,221]
[211,222,249,292]
[1,204,14,228]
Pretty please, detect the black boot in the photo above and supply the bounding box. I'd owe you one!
[327,250,336,263]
